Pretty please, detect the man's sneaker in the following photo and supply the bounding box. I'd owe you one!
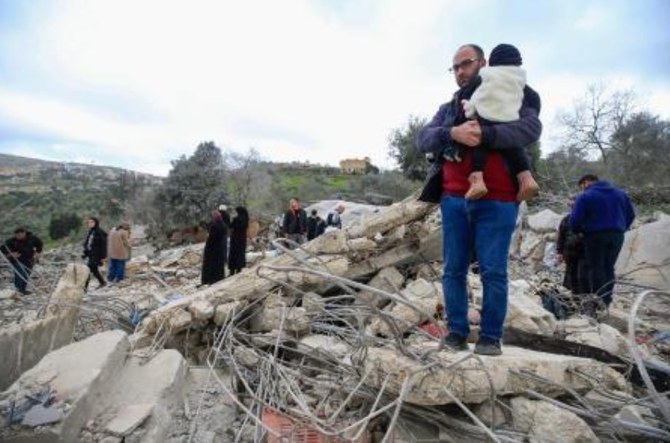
[442,334,469,352]
[474,338,502,356]
[20,289,32,295]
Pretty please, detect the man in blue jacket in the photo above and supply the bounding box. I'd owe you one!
[569,174,635,308]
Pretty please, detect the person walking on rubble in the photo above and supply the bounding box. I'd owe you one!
[201,211,227,285]
[1,227,43,295]
[107,222,132,283]
[569,174,635,310]
[281,198,307,247]
[83,217,107,290]
[416,43,542,356]
[556,195,587,295]
[229,206,249,275]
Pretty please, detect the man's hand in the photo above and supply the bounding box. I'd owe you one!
[10,252,20,259]
[450,120,482,147]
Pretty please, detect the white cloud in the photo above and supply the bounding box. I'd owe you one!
[0,0,668,176]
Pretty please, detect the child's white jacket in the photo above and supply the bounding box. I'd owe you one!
[464,66,526,122]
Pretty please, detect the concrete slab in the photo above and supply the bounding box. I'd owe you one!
[0,330,129,443]
[363,344,629,406]
[21,405,65,427]
[105,403,153,436]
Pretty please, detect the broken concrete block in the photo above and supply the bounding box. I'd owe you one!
[366,279,442,338]
[304,229,348,254]
[363,345,627,406]
[89,349,186,443]
[527,209,563,233]
[563,320,631,357]
[249,293,311,334]
[1,330,129,443]
[504,280,556,336]
[474,399,508,427]
[358,267,405,309]
[105,403,153,436]
[519,232,544,259]
[347,198,432,239]
[614,404,655,428]
[510,397,599,443]
[616,216,670,290]
[188,299,214,322]
[298,335,350,361]
[168,309,192,332]
[346,237,377,252]
[213,301,245,325]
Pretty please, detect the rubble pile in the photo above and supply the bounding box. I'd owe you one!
[1,196,669,442]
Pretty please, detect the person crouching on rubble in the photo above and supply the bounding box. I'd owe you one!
[1,227,43,296]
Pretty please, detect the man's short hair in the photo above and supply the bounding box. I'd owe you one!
[460,44,485,60]
[311,209,317,216]
[578,174,599,186]
[14,227,27,234]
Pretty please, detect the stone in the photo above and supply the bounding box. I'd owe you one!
[304,229,348,254]
[189,299,214,322]
[0,289,14,300]
[100,437,123,443]
[474,399,508,427]
[584,389,634,409]
[510,397,599,443]
[358,267,406,309]
[298,335,350,360]
[168,309,192,332]
[563,320,631,356]
[346,237,377,252]
[21,404,66,427]
[302,292,326,314]
[249,293,310,334]
[363,345,627,406]
[473,280,556,336]
[213,301,244,325]
[614,405,655,427]
[615,216,670,291]
[526,209,563,233]
[366,279,442,337]
[105,403,153,436]
[519,232,544,259]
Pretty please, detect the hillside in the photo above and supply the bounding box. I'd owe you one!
[0,154,162,243]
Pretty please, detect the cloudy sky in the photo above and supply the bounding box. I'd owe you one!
[0,0,668,176]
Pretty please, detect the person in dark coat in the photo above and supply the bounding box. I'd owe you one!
[83,216,107,290]
[281,198,307,247]
[201,211,226,285]
[306,209,326,241]
[556,195,587,295]
[2,227,43,295]
[229,206,249,275]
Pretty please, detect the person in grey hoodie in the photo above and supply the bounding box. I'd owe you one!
[569,174,635,308]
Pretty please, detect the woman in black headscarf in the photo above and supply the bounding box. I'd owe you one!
[228,206,249,275]
[83,216,107,289]
[201,210,227,285]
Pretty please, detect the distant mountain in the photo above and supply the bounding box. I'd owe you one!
[0,154,162,243]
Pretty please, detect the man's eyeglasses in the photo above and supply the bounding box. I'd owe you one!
[449,58,479,73]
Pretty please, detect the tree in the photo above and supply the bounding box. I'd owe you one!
[49,213,80,240]
[223,147,266,207]
[558,83,635,163]
[154,142,228,230]
[388,116,428,181]
[607,112,670,187]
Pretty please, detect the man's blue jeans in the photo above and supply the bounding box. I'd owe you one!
[441,196,518,342]
[107,259,126,282]
[13,261,32,293]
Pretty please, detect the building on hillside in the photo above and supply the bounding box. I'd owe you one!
[339,157,370,174]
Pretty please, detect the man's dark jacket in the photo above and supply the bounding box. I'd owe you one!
[2,232,43,265]
[416,85,542,202]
